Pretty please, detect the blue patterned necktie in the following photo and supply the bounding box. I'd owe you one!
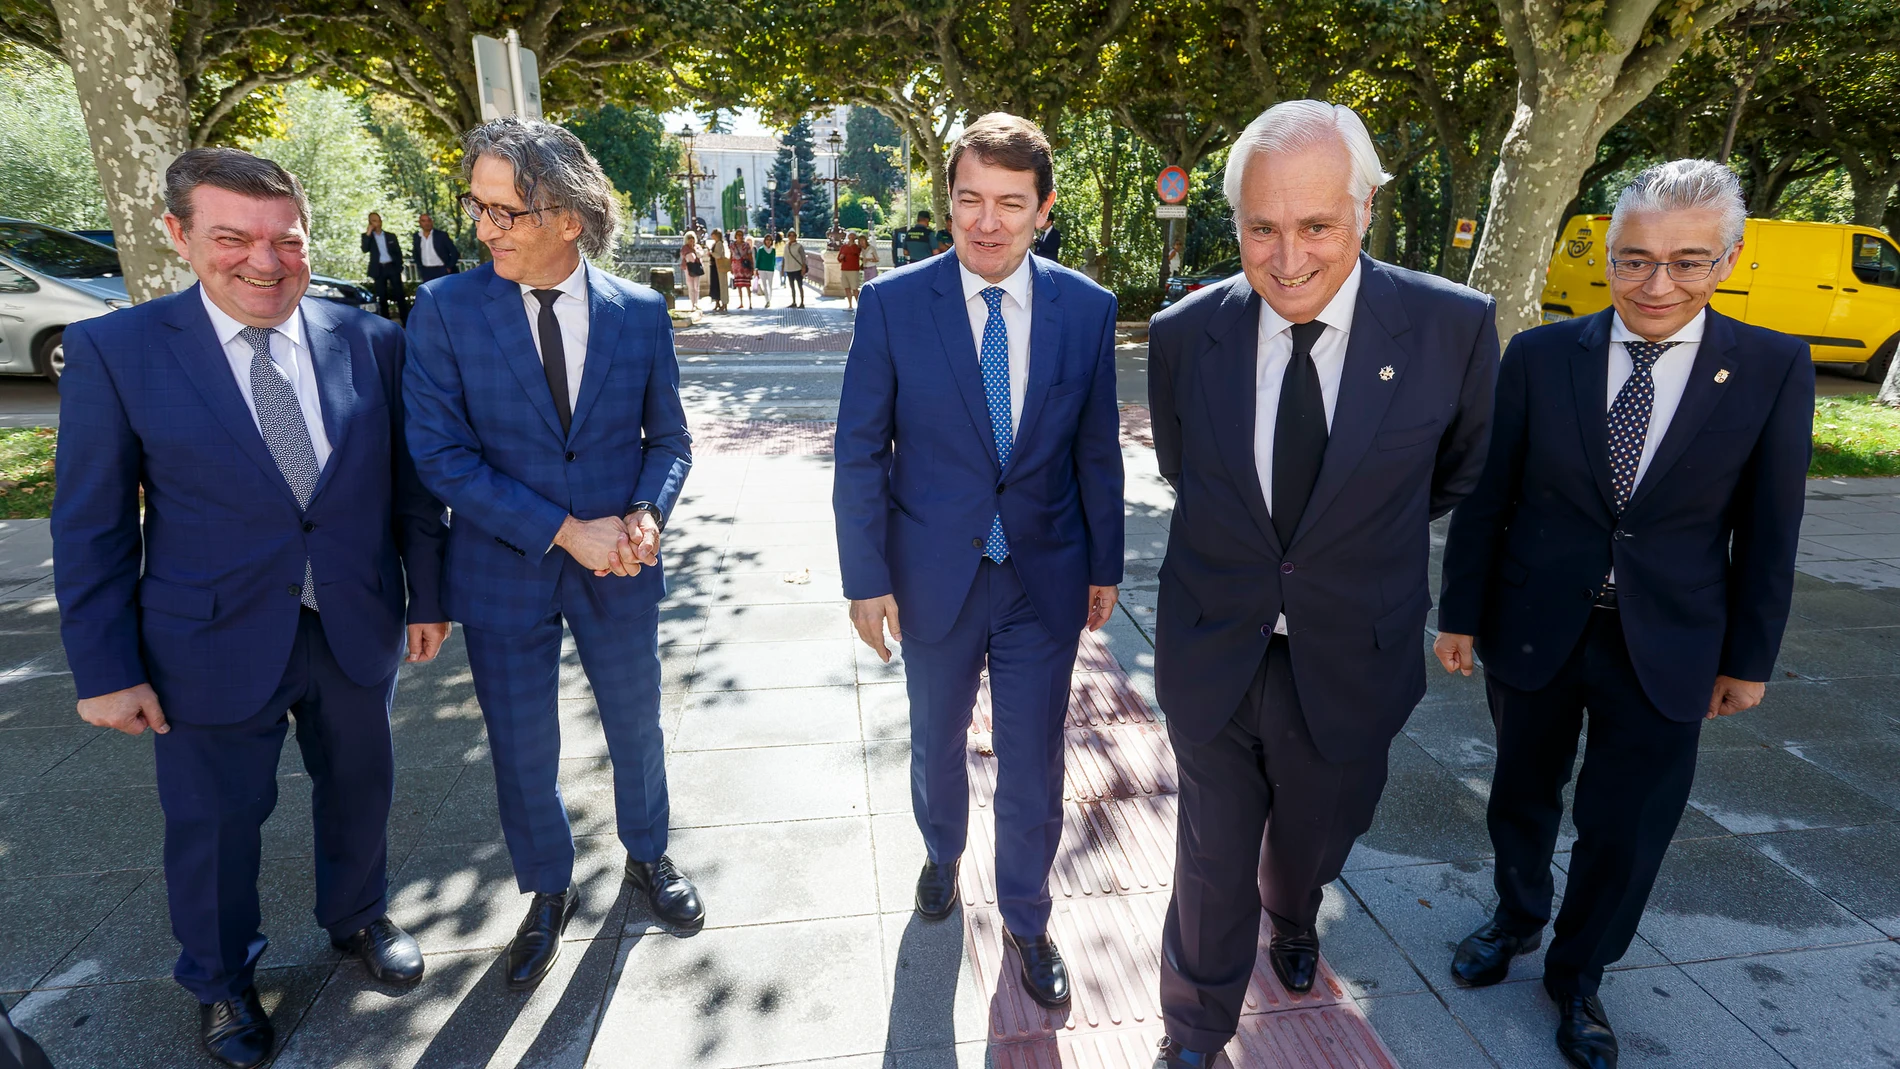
[1607,339,1681,512]
[979,286,1013,562]
[241,325,321,610]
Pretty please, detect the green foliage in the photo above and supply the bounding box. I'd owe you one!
[0,426,55,519]
[837,191,885,230]
[0,48,107,229]
[568,105,684,221]
[770,117,831,237]
[1810,394,1900,478]
[243,84,404,280]
[842,106,903,201]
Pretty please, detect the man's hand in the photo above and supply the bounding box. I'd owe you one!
[407,622,452,663]
[1707,675,1765,719]
[1434,632,1476,676]
[1086,585,1119,632]
[555,515,631,573]
[77,683,168,736]
[850,595,902,663]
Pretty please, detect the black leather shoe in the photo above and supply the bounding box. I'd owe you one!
[1268,927,1319,994]
[1005,928,1071,1008]
[506,888,580,990]
[199,986,273,1069]
[1554,991,1618,1069]
[1451,920,1542,987]
[1153,1034,1227,1068]
[332,916,425,984]
[625,855,706,930]
[914,858,960,920]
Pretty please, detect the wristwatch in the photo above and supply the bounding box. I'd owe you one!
[629,501,665,532]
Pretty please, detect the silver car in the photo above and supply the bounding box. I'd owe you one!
[0,218,131,385]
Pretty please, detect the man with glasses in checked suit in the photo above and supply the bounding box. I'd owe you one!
[834,112,1123,1009]
[1436,160,1814,1069]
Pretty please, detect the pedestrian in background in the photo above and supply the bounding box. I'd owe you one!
[361,211,410,322]
[708,228,729,313]
[838,231,862,311]
[679,231,704,310]
[783,231,809,308]
[862,231,880,281]
[755,231,777,307]
[730,228,755,310]
[413,212,460,283]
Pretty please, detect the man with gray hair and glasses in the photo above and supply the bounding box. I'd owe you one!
[1436,160,1812,1069]
[1146,100,1497,1067]
[403,118,698,990]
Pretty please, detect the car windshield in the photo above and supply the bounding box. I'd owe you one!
[0,223,122,279]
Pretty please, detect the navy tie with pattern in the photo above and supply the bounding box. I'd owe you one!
[979,286,1013,563]
[240,325,321,610]
[1607,339,1681,512]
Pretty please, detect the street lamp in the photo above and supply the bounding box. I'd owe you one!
[825,129,845,226]
[767,176,778,234]
[673,122,705,231]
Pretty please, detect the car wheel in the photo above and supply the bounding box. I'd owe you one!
[1852,334,1897,383]
[34,329,63,389]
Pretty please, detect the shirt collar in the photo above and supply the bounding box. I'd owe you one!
[959,251,1034,311]
[1258,258,1363,341]
[198,284,305,352]
[1610,307,1706,345]
[519,258,588,304]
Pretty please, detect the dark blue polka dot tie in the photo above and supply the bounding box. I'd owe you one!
[1607,339,1681,512]
[979,286,1012,562]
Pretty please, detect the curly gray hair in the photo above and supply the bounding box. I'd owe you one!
[460,117,621,258]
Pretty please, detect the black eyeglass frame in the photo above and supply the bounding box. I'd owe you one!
[1607,257,1725,282]
[459,192,564,231]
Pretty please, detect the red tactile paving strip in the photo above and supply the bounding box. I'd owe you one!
[955,630,1400,1068]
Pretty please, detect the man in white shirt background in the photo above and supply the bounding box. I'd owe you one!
[412,211,460,284]
[361,211,410,322]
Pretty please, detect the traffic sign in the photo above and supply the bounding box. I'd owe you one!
[1156,166,1189,205]
[1451,218,1477,249]
[1155,204,1188,219]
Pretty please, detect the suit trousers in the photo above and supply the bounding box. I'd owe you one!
[417,264,453,283]
[153,608,397,1002]
[368,266,409,320]
[901,558,1078,937]
[1159,636,1389,1051]
[463,556,668,894]
[1485,608,1702,997]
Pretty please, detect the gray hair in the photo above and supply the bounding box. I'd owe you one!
[1608,160,1747,251]
[1223,100,1392,229]
[460,117,621,258]
[165,147,310,233]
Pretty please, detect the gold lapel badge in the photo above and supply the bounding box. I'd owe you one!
[1714,368,1731,384]
[1379,365,1395,381]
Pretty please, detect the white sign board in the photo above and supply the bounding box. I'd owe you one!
[472,33,542,121]
[1155,204,1188,219]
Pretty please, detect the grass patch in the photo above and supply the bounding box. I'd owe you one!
[0,427,55,518]
[1812,393,1900,479]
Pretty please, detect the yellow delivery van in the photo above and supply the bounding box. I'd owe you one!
[1541,215,1900,381]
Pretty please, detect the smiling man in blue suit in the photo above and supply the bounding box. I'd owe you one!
[835,112,1123,1010]
[403,118,697,991]
[53,148,448,1069]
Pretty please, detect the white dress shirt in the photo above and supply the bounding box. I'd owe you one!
[519,259,589,411]
[958,254,1033,435]
[199,287,332,471]
[372,231,394,264]
[418,230,442,268]
[1605,308,1703,582]
[1252,260,1362,634]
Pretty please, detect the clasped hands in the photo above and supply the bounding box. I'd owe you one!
[555,511,661,577]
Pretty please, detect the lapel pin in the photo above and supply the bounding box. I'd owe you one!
[1714,368,1730,384]
[1379,365,1395,381]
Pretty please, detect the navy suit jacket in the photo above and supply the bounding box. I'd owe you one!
[833,251,1123,643]
[402,262,691,635]
[52,286,447,725]
[1438,308,1813,720]
[1149,257,1498,761]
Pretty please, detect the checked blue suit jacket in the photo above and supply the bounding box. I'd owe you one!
[833,251,1123,644]
[52,286,447,724]
[402,262,691,634]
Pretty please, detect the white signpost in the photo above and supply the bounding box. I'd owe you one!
[472,30,542,121]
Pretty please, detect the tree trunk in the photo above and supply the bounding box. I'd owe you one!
[50,0,193,303]
[1844,160,1900,229]
[1468,99,1604,341]
[1879,345,1900,407]
[1368,181,1398,263]
[1439,154,1489,284]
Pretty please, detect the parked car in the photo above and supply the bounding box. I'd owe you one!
[1159,255,1241,309]
[0,219,379,386]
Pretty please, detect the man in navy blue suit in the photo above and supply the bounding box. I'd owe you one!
[403,118,697,991]
[1436,161,1813,1069]
[52,148,448,1068]
[1146,101,1498,1068]
[834,112,1123,1009]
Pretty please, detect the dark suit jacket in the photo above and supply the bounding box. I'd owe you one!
[1149,256,1497,761]
[403,262,691,635]
[362,231,404,276]
[1438,308,1813,720]
[412,230,460,273]
[53,287,447,724]
[833,251,1123,643]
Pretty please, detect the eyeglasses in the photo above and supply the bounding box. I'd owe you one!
[459,192,562,231]
[1609,257,1724,282]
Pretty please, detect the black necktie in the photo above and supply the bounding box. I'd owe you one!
[1272,319,1329,548]
[532,289,572,436]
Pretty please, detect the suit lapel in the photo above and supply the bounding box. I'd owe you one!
[1571,310,1619,514]
[1290,257,1412,546]
[567,264,622,441]
[928,252,1001,469]
[1009,257,1063,459]
[300,299,358,502]
[480,269,567,441]
[1625,310,1739,513]
[1197,277,1280,553]
[161,287,301,510]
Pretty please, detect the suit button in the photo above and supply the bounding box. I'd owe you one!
[997,482,1007,493]
[287,584,301,597]
[303,521,315,533]
[565,451,577,462]
[1280,562,1295,574]
[972,538,982,548]
[1613,529,1629,541]
[1260,624,1272,637]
